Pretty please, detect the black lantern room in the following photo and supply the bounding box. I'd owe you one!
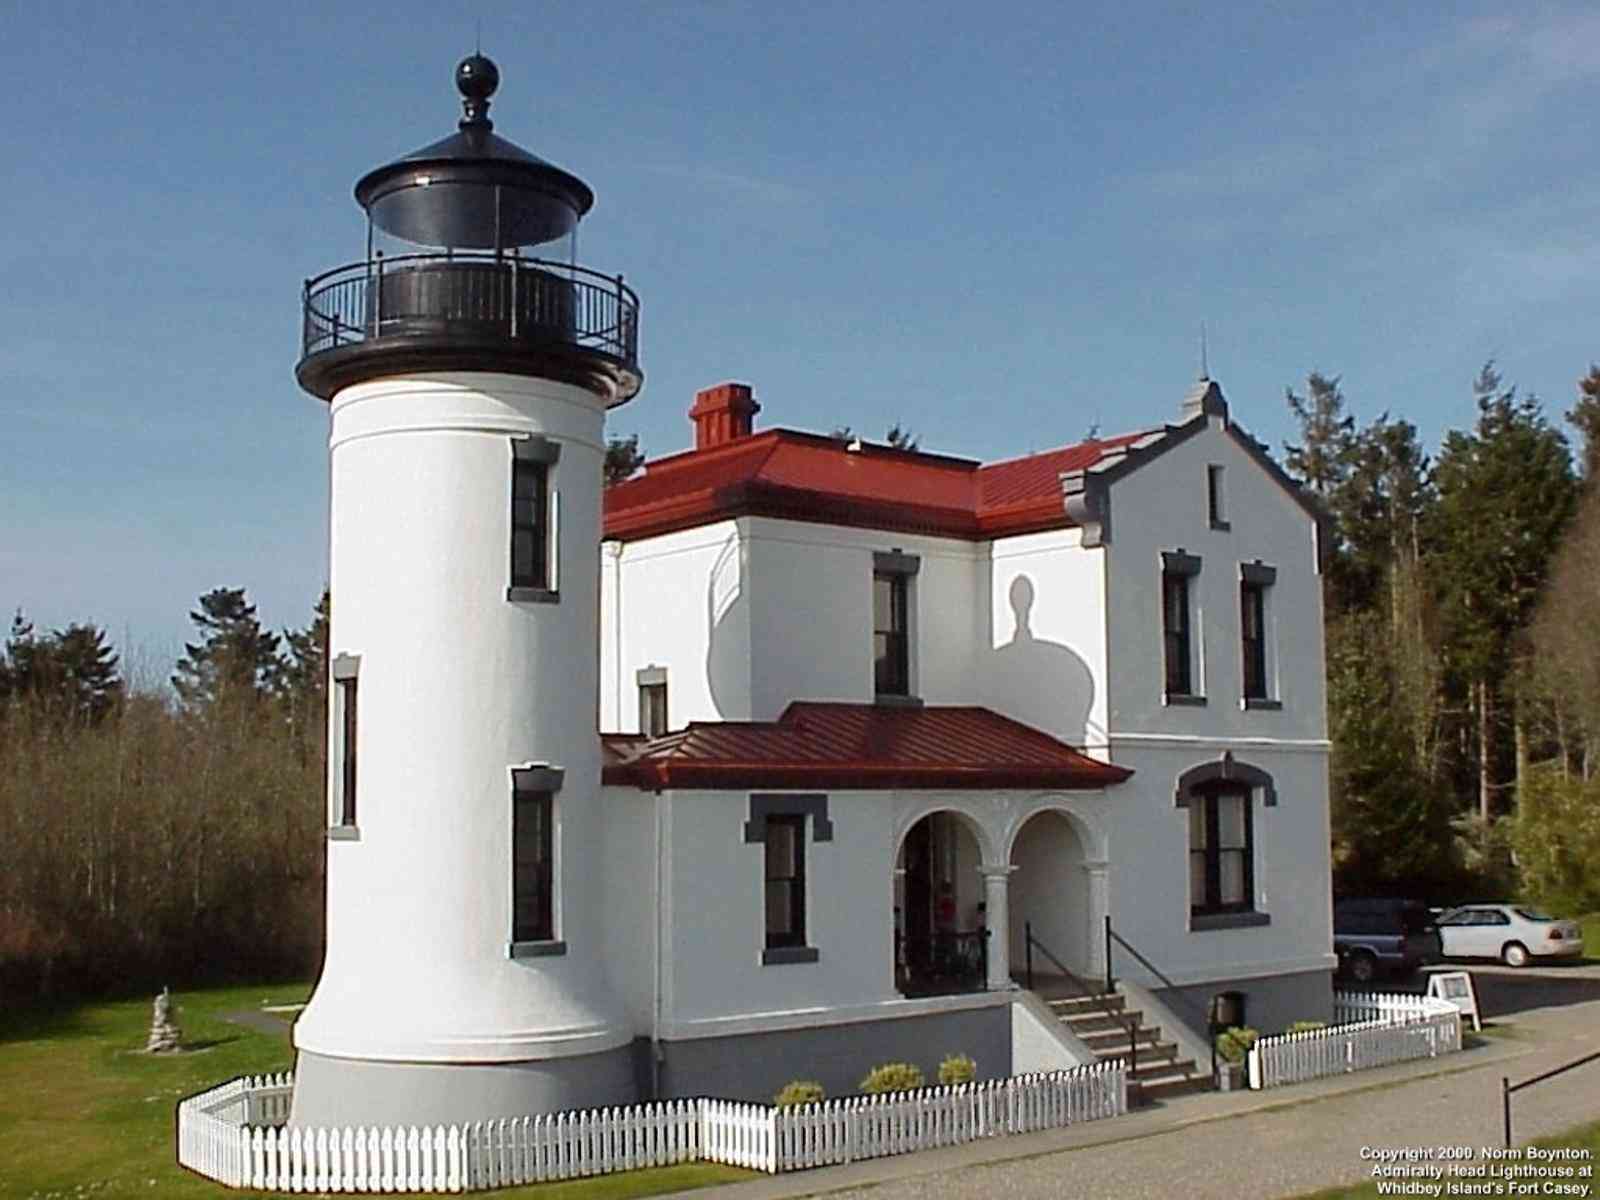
[296,55,641,405]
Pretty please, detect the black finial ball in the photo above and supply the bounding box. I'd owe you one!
[456,54,500,101]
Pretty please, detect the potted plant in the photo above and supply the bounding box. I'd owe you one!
[1213,1025,1258,1091]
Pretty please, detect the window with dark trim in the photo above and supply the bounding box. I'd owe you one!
[1161,550,1202,702]
[512,787,555,944]
[509,437,561,602]
[1239,562,1278,709]
[764,814,806,950]
[1207,465,1230,531]
[1189,785,1253,917]
[874,572,909,697]
[330,654,360,836]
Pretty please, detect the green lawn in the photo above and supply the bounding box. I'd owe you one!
[1292,1119,1600,1200]
[1581,912,1600,958]
[0,983,750,1200]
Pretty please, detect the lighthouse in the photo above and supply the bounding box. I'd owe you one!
[289,55,642,1126]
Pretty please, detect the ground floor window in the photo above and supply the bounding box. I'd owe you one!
[1189,786,1252,916]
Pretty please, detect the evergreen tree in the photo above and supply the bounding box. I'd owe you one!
[1330,415,1433,617]
[885,424,920,451]
[50,623,123,722]
[171,588,283,710]
[277,589,330,764]
[603,434,645,485]
[1567,365,1600,481]
[1283,372,1355,499]
[1430,363,1578,821]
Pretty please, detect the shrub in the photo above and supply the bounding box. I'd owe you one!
[773,1080,825,1107]
[1215,1026,1258,1064]
[859,1062,925,1094]
[938,1053,976,1086]
[1286,1020,1326,1035]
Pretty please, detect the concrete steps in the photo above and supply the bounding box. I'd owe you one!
[1046,994,1210,1102]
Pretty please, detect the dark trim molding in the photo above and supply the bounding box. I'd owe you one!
[512,435,563,465]
[1240,561,1277,587]
[1164,693,1208,708]
[873,693,924,708]
[507,586,560,603]
[1243,697,1283,712]
[761,946,820,966]
[511,765,566,793]
[1174,751,1278,808]
[1161,549,1203,577]
[509,940,568,959]
[744,793,833,843]
[636,666,668,687]
[327,826,361,842]
[873,550,921,577]
[331,653,361,681]
[1190,912,1271,931]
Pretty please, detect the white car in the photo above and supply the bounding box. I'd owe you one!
[1434,904,1584,967]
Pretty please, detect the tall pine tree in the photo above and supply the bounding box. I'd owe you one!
[171,588,283,711]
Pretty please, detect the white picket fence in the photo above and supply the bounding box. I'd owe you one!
[177,1062,1127,1191]
[1247,992,1462,1089]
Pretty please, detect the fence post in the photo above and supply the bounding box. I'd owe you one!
[1502,1076,1512,1150]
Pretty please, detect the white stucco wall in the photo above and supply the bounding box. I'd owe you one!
[296,371,630,1065]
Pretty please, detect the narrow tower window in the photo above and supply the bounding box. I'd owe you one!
[640,681,668,737]
[509,437,561,601]
[1240,561,1279,709]
[1207,465,1229,530]
[509,766,566,957]
[764,814,807,949]
[872,550,920,701]
[330,654,360,835]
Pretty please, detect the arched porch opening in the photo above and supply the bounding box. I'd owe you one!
[1008,809,1091,983]
[894,811,987,996]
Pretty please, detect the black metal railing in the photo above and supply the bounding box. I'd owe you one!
[1502,1049,1600,1149]
[300,252,640,366]
[1104,915,1218,1079]
[1024,921,1143,1094]
[895,929,988,995]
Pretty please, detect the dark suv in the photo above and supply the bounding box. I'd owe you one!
[1333,898,1443,984]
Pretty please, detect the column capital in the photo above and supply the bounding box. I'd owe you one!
[1083,859,1110,875]
[978,863,1018,881]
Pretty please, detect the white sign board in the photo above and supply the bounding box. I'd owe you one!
[1427,971,1481,1031]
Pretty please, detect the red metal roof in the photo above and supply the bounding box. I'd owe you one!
[601,701,1132,791]
[602,428,1156,543]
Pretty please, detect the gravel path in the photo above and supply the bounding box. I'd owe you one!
[686,1000,1600,1200]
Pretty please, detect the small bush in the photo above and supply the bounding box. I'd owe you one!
[773,1080,825,1107]
[938,1053,976,1086]
[1286,1020,1326,1035]
[859,1062,925,1094]
[1215,1026,1259,1064]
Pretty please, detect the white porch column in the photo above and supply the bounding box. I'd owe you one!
[1083,860,1110,980]
[980,864,1017,990]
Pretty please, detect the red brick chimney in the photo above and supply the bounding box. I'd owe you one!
[689,383,760,450]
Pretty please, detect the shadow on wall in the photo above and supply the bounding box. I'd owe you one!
[705,533,745,719]
[981,575,1095,745]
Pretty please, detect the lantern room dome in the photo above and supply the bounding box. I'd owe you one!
[353,54,595,251]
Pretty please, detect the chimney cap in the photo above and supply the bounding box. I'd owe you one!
[689,382,760,449]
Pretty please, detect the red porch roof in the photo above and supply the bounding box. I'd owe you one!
[601,701,1132,791]
[602,428,1155,543]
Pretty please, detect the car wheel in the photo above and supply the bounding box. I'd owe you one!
[1348,951,1378,985]
[1502,942,1530,968]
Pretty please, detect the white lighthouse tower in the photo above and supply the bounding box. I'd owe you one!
[289,55,642,1126]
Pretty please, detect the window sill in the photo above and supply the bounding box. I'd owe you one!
[1243,697,1283,711]
[873,694,923,708]
[509,939,567,959]
[761,946,820,966]
[1164,693,1207,707]
[1209,518,1231,532]
[507,587,559,604]
[328,826,361,841]
[1190,912,1271,931]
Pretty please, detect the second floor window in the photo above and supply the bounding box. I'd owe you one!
[509,437,561,600]
[764,814,807,949]
[1241,581,1267,700]
[1163,571,1192,696]
[874,572,909,696]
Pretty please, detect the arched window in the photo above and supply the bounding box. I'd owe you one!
[1176,754,1274,931]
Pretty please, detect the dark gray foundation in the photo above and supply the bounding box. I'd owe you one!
[657,1004,1012,1103]
[289,1042,638,1127]
[1152,967,1333,1040]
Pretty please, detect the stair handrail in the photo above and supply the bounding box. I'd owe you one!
[1104,915,1218,1079]
[1024,920,1141,1094]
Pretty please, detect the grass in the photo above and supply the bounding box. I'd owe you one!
[1291,1118,1600,1199]
[0,982,751,1200]
[1580,913,1600,958]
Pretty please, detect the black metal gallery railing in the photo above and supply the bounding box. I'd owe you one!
[895,929,988,995]
[300,252,640,366]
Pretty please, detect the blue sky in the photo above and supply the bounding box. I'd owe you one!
[5,2,1599,675]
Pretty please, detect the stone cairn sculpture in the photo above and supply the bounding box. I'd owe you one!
[145,986,182,1053]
